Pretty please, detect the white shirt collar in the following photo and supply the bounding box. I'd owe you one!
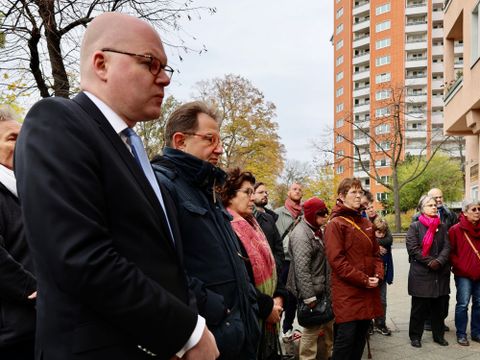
[84,91,129,135]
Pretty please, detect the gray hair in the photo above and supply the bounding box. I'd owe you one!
[418,195,436,214]
[0,105,20,122]
[462,199,480,212]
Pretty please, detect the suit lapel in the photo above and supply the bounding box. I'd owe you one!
[72,93,176,249]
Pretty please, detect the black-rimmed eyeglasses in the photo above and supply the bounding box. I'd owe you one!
[101,48,174,79]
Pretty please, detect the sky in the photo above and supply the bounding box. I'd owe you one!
[164,1,334,163]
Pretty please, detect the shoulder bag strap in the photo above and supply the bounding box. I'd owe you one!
[463,232,480,262]
[338,216,373,247]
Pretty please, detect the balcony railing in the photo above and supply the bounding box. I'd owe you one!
[354,84,370,90]
[406,74,427,79]
[444,76,463,104]
[406,38,427,43]
[354,52,370,58]
[354,33,370,41]
[406,2,427,8]
[406,56,427,61]
[406,20,427,25]
[353,1,370,9]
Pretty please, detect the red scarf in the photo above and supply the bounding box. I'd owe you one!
[418,214,440,256]
[285,197,302,219]
[458,213,480,239]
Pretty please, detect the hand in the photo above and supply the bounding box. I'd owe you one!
[28,291,37,299]
[273,296,284,309]
[183,327,219,360]
[367,277,379,288]
[428,259,441,271]
[266,303,283,324]
[379,246,387,256]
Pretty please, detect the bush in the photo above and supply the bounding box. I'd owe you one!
[384,208,417,232]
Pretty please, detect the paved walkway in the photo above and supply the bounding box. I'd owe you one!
[363,244,480,359]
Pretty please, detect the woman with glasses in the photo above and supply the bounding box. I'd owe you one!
[324,178,383,360]
[221,168,286,360]
[287,197,333,360]
[448,199,480,346]
[406,195,451,348]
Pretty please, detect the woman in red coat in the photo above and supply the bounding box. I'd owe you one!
[449,199,480,346]
[324,178,383,360]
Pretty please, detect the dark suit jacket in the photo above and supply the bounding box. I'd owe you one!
[14,93,197,360]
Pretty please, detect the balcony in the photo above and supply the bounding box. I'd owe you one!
[353,19,370,32]
[405,75,427,86]
[353,69,370,81]
[405,22,428,33]
[454,44,464,54]
[431,112,444,124]
[432,10,443,21]
[405,3,428,16]
[354,169,370,178]
[432,45,443,56]
[405,57,428,68]
[405,112,427,121]
[432,62,444,73]
[404,148,425,156]
[353,2,370,16]
[353,52,370,65]
[353,137,370,147]
[354,120,370,130]
[405,130,427,139]
[432,79,444,90]
[432,28,444,39]
[406,94,427,103]
[353,34,370,48]
[353,86,370,97]
[444,76,463,105]
[353,103,370,114]
[432,95,444,108]
[405,40,428,51]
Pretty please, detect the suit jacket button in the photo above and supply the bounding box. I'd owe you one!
[226,321,230,326]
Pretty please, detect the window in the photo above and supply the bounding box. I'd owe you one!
[336,39,344,50]
[336,103,344,113]
[375,89,391,101]
[375,107,390,118]
[376,3,391,16]
[337,150,344,157]
[376,55,391,67]
[376,192,388,201]
[375,123,390,134]
[337,165,344,174]
[336,7,344,19]
[336,71,344,81]
[472,4,480,64]
[376,176,390,185]
[336,87,344,97]
[336,23,344,35]
[376,141,391,151]
[375,158,390,167]
[336,118,344,127]
[375,72,391,84]
[376,20,391,33]
[336,55,344,66]
[375,38,391,50]
[336,135,344,143]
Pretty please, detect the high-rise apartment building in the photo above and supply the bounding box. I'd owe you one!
[333,0,463,203]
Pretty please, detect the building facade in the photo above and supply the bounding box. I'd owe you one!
[333,0,463,204]
[444,0,480,200]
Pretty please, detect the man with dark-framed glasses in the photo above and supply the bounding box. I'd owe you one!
[152,101,260,360]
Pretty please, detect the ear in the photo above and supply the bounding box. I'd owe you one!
[172,132,187,150]
[92,51,108,81]
[338,193,346,202]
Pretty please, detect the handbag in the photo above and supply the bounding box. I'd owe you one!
[297,293,334,327]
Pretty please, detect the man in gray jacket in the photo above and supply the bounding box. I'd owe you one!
[275,183,303,338]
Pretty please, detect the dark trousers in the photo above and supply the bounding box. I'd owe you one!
[280,261,297,334]
[332,320,370,360]
[409,295,448,341]
[425,294,450,327]
[0,339,35,360]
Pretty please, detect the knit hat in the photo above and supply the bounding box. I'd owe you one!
[303,197,327,228]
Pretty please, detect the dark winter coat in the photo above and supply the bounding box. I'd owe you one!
[406,221,450,298]
[254,207,285,274]
[152,147,260,359]
[324,202,383,324]
[0,182,36,347]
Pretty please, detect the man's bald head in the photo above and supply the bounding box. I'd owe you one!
[428,188,444,207]
[287,183,303,203]
[78,12,171,126]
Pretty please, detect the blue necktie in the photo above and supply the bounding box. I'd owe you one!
[122,128,174,242]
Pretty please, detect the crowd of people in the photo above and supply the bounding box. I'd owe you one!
[2,11,480,360]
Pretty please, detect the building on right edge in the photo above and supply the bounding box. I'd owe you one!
[444,0,480,200]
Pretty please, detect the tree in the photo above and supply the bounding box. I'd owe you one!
[302,163,339,210]
[135,95,180,159]
[0,1,216,99]
[383,153,463,212]
[196,74,285,188]
[322,85,454,232]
